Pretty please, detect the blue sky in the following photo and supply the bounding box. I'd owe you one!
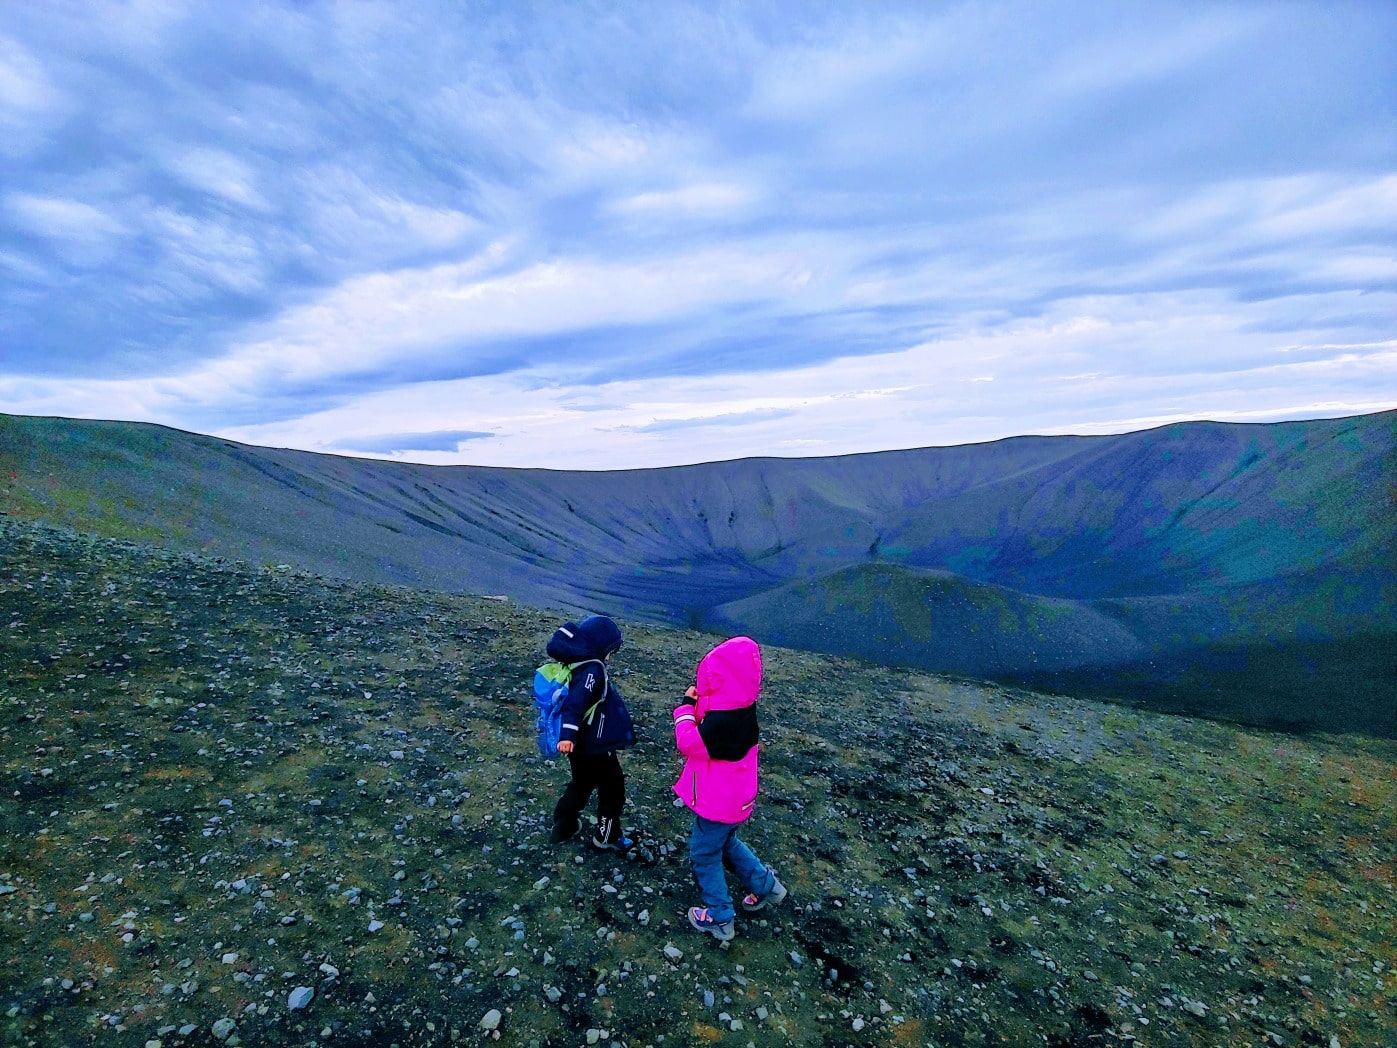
[1,1,1393,469]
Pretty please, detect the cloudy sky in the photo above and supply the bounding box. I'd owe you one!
[1,1,1393,469]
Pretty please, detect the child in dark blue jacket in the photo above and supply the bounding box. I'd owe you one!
[546,615,636,851]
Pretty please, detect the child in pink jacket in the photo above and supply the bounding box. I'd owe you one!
[673,635,787,941]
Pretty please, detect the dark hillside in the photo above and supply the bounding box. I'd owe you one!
[707,563,1151,676]
[2,411,1392,735]
[707,561,1397,737]
[1,518,1394,1047]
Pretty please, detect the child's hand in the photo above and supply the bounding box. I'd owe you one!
[557,740,574,753]
[684,685,698,700]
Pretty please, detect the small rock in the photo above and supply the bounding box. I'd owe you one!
[853,1017,865,1031]
[211,1018,236,1041]
[479,1008,502,1031]
[318,963,339,978]
[287,987,314,1011]
[367,919,384,933]
[663,944,683,962]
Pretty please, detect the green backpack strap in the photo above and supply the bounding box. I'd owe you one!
[571,658,609,723]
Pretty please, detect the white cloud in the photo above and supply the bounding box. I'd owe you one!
[1140,174,1397,246]
[7,193,125,243]
[1035,9,1258,100]
[184,289,1396,470]
[6,286,1391,471]
[295,165,482,256]
[165,147,267,209]
[0,248,49,281]
[1251,175,1397,241]
[612,182,755,216]
[0,34,66,155]
[555,124,655,173]
[146,208,267,295]
[160,240,832,396]
[743,16,955,121]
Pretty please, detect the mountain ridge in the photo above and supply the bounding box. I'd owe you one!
[2,410,1392,735]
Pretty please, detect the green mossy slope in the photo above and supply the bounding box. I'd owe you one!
[2,519,1393,1047]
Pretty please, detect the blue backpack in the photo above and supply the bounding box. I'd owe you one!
[532,658,604,757]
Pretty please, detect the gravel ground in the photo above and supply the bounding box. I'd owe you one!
[2,518,1393,1047]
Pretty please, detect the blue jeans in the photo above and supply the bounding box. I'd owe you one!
[689,814,775,924]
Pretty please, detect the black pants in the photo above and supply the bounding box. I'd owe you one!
[553,750,625,839]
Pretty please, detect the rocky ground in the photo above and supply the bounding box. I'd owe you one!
[1,517,1393,1047]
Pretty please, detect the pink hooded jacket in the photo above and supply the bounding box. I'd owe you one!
[672,636,762,824]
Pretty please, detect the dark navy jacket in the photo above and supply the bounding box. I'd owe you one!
[546,616,635,754]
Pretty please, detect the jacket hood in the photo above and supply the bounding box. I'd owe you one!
[694,635,762,715]
[546,615,623,663]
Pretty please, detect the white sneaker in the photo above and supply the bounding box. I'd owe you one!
[741,872,787,912]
